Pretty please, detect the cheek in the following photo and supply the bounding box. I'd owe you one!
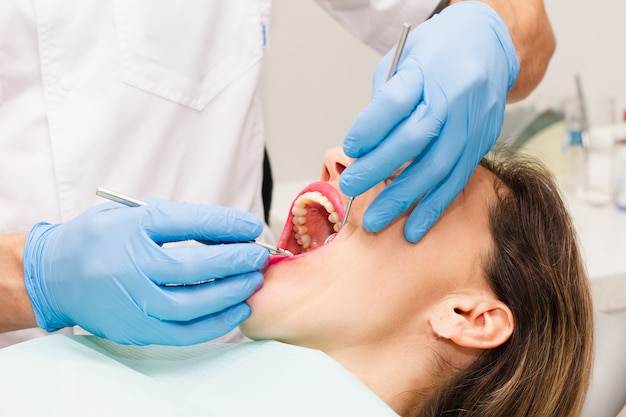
[412,215,491,294]
[333,234,431,313]
[364,221,469,302]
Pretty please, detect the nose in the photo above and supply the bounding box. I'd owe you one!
[321,147,354,182]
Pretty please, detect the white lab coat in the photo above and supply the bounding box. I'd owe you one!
[0,0,439,346]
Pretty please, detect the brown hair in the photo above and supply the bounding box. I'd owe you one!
[414,152,594,417]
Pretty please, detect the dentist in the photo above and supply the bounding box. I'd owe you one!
[0,0,554,346]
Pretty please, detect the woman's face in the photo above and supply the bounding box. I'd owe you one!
[241,147,498,352]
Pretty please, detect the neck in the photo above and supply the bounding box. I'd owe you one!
[324,336,440,415]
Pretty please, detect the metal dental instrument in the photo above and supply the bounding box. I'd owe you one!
[340,196,353,229]
[386,23,412,82]
[340,23,412,230]
[96,187,148,208]
[250,240,294,256]
[95,187,294,257]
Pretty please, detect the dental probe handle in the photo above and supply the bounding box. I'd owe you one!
[96,187,146,207]
[95,187,293,256]
[340,23,412,229]
[386,23,412,82]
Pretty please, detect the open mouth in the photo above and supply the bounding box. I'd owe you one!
[274,181,345,260]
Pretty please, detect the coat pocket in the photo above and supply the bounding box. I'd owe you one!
[114,0,267,111]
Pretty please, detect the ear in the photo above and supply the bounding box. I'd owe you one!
[429,294,514,349]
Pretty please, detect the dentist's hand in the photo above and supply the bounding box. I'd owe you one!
[23,199,268,346]
[340,2,519,242]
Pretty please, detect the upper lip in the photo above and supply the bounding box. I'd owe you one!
[275,181,345,258]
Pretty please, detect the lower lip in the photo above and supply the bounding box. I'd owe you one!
[268,255,293,266]
[267,237,335,266]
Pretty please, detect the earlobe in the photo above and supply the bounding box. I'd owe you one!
[430,295,514,349]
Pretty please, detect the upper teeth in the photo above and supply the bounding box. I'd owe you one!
[291,191,341,251]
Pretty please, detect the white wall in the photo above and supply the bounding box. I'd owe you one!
[529,0,626,113]
[262,0,626,183]
[261,0,379,184]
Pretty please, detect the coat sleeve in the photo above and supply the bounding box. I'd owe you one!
[313,0,443,54]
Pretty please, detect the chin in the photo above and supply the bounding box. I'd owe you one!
[238,319,260,340]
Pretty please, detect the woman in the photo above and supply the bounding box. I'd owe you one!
[0,148,592,417]
[241,146,594,417]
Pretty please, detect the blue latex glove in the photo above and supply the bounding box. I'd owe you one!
[23,199,269,346]
[340,2,519,242]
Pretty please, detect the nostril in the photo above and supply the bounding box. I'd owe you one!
[335,163,346,175]
[321,166,331,182]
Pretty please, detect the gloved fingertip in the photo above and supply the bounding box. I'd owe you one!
[342,136,362,158]
[253,248,270,269]
[338,175,354,197]
[240,216,265,239]
[232,270,264,298]
[210,205,264,239]
[362,211,392,234]
[363,222,383,233]
[404,227,425,244]
[228,303,252,325]
[405,208,441,243]
[248,270,265,292]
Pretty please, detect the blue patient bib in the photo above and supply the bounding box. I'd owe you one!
[0,335,399,416]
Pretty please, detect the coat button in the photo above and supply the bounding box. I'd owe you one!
[59,77,73,91]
